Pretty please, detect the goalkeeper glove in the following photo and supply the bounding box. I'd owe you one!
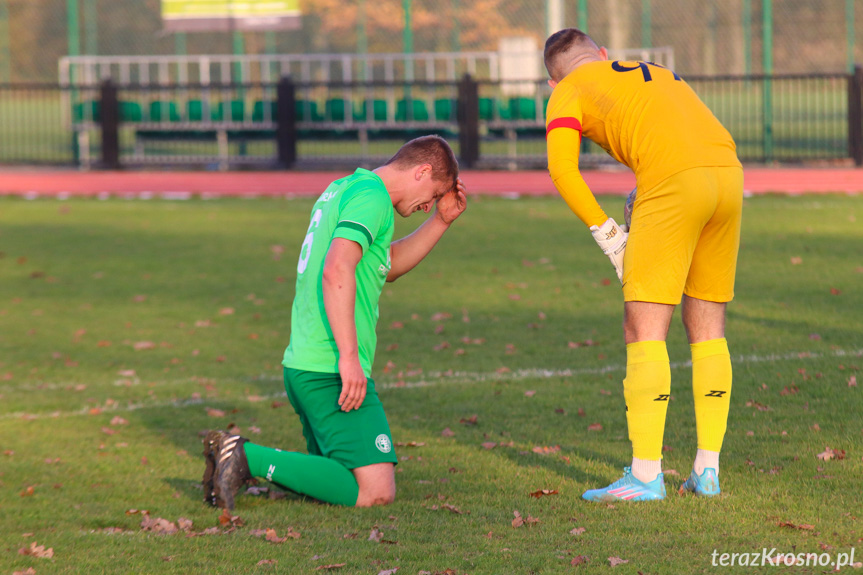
[589,217,627,283]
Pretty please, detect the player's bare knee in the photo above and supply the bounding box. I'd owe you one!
[355,487,395,507]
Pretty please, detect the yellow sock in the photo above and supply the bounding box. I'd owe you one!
[624,340,671,461]
[691,338,732,452]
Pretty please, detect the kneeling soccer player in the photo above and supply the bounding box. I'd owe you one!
[202,135,466,509]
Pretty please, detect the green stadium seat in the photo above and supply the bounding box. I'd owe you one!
[479,97,511,121]
[434,98,456,122]
[148,101,180,122]
[252,100,277,122]
[478,97,494,121]
[186,100,208,122]
[396,99,429,122]
[72,101,100,123]
[294,100,323,122]
[508,97,537,121]
[119,101,143,122]
[326,98,349,122]
[215,100,246,122]
[354,99,388,122]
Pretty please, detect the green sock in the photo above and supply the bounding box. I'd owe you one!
[243,442,359,507]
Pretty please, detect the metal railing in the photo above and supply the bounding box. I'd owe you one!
[2,68,862,169]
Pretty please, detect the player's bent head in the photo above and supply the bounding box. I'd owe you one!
[385,135,459,193]
[544,28,600,82]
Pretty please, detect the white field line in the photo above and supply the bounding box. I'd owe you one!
[1,347,860,422]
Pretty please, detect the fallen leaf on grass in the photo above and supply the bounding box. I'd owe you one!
[511,510,539,528]
[368,528,383,542]
[218,508,243,527]
[849,375,857,387]
[531,445,561,455]
[206,407,226,417]
[571,555,589,566]
[18,541,53,558]
[141,515,178,535]
[377,569,399,575]
[524,390,536,397]
[460,415,478,426]
[219,307,234,315]
[20,486,35,497]
[608,556,629,567]
[316,565,346,571]
[817,447,846,461]
[257,559,277,566]
[14,568,37,575]
[110,416,128,425]
[529,489,558,498]
[441,427,455,437]
[745,400,770,411]
[777,521,815,530]
[252,527,299,543]
[570,527,586,536]
[481,442,497,450]
[395,441,425,447]
[133,341,156,351]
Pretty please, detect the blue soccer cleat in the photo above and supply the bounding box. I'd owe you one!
[582,467,666,502]
[678,467,721,497]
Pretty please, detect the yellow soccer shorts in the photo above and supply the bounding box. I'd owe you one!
[622,166,743,305]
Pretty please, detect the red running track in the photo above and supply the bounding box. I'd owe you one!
[0,167,862,197]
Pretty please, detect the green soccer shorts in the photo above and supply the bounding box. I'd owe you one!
[283,367,398,469]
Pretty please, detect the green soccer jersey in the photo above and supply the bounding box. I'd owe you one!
[282,168,394,377]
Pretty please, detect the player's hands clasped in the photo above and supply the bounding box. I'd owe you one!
[435,177,467,225]
[590,217,628,284]
[337,355,367,412]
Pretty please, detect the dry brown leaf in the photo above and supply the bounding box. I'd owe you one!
[257,559,277,566]
[140,515,178,535]
[608,556,629,567]
[20,486,35,497]
[13,568,37,575]
[529,489,559,498]
[524,390,536,397]
[441,503,468,514]
[571,555,589,566]
[18,541,53,558]
[481,442,497,450]
[177,518,193,532]
[745,400,770,411]
[133,341,156,351]
[777,521,815,530]
[377,569,399,575]
[817,447,846,461]
[219,307,234,315]
[206,407,226,417]
[531,445,561,455]
[110,416,128,425]
[441,427,455,437]
[512,510,524,528]
[368,528,383,542]
[570,527,587,536]
[218,508,243,527]
[460,415,478,426]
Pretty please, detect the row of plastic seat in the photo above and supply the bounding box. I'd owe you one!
[72,96,549,124]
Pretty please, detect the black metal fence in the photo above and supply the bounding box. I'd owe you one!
[1,69,862,169]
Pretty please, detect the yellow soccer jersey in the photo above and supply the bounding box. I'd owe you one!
[546,59,741,227]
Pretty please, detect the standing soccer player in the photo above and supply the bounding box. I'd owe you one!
[543,29,743,501]
[203,135,466,509]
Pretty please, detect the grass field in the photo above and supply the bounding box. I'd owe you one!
[0,193,861,574]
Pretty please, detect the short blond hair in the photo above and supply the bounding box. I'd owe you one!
[544,28,600,82]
